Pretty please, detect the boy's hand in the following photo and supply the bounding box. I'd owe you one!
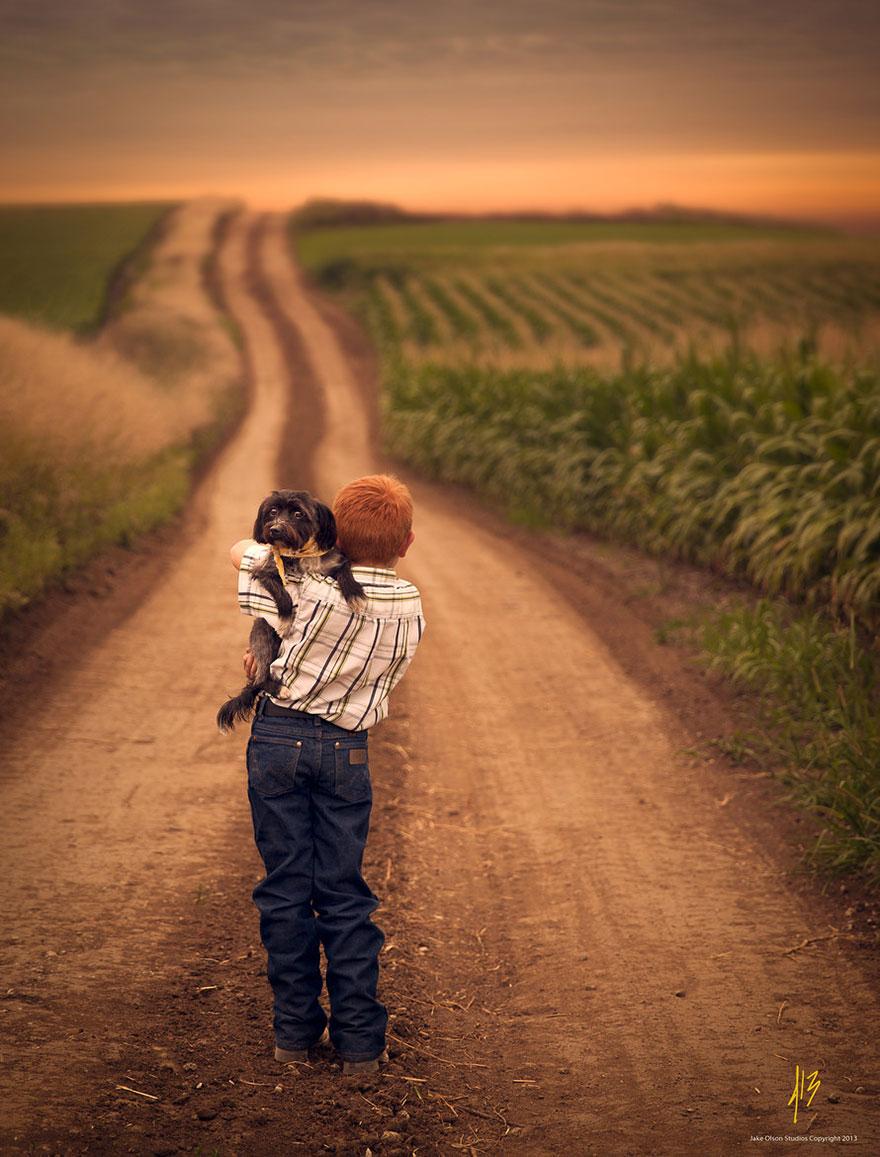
[243,649,258,683]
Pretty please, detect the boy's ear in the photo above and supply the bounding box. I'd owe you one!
[314,502,337,551]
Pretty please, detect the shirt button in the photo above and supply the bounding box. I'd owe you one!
[335,741,340,748]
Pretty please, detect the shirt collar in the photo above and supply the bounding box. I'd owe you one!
[350,565,397,580]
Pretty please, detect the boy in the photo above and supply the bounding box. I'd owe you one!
[229,474,424,1075]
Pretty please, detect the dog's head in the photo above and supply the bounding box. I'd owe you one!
[252,490,337,553]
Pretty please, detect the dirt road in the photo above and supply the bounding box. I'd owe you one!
[2,212,878,1155]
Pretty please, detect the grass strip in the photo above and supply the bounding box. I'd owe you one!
[700,598,880,881]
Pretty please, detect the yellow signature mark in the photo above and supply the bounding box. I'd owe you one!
[787,1063,821,1124]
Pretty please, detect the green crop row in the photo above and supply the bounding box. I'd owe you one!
[295,215,880,366]
[382,347,880,627]
[332,262,880,362]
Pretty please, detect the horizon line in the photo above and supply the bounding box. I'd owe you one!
[0,193,878,233]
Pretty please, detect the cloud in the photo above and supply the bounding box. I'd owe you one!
[2,0,878,75]
[0,0,877,211]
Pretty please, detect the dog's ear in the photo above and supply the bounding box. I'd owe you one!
[313,502,337,551]
[252,494,275,543]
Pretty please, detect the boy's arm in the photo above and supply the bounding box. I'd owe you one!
[230,538,257,569]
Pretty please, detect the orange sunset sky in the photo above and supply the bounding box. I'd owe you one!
[1,0,878,225]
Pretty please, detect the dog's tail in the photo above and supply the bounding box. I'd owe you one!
[216,684,262,733]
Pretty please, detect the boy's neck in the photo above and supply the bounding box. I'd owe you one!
[351,558,397,570]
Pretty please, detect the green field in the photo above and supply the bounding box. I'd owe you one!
[294,215,880,636]
[295,218,880,368]
[0,202,174,330]
[292,218,880,617]
[381,349,880,622]
[293,215,880,880]
[295,217,832,262]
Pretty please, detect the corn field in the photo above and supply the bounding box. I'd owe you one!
[383,348,880,630]
[296,221,880,630]
[296,216,880,879]
[304,227,880,371]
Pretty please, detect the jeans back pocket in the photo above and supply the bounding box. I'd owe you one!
[333,740,371,803]
[246,734,304,798]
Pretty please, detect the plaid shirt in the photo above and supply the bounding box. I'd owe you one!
[237,543,425,730]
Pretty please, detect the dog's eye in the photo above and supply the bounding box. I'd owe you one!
[293,511,303,519]
[268,506,279,516]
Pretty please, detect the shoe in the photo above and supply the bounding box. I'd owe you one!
[342,1048,389,1076]
[274,1027,330,1063]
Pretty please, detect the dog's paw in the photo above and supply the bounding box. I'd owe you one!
[277,615,297,638]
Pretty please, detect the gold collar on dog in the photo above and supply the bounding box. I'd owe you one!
[271,537,324,584]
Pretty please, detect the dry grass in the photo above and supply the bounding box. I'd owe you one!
[0,315,180,465]
[1,199,240,465]
[0,198,243,616]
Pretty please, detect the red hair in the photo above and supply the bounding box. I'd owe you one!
[333,474,413,565]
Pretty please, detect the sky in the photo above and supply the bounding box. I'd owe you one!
[1,0,878,223]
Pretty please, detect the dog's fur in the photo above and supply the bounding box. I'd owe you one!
[216,489,366,732]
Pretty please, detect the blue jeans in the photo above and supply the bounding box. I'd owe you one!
[245,700,387,1062]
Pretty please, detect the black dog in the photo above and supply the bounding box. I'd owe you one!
[216,489,365,733]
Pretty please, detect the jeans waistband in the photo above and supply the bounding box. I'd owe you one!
[255,696,316,721]
[253,695,366,737]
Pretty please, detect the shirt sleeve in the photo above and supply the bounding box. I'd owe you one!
[237,543,300,632]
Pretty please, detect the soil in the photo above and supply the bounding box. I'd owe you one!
[1,212,878,1157]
